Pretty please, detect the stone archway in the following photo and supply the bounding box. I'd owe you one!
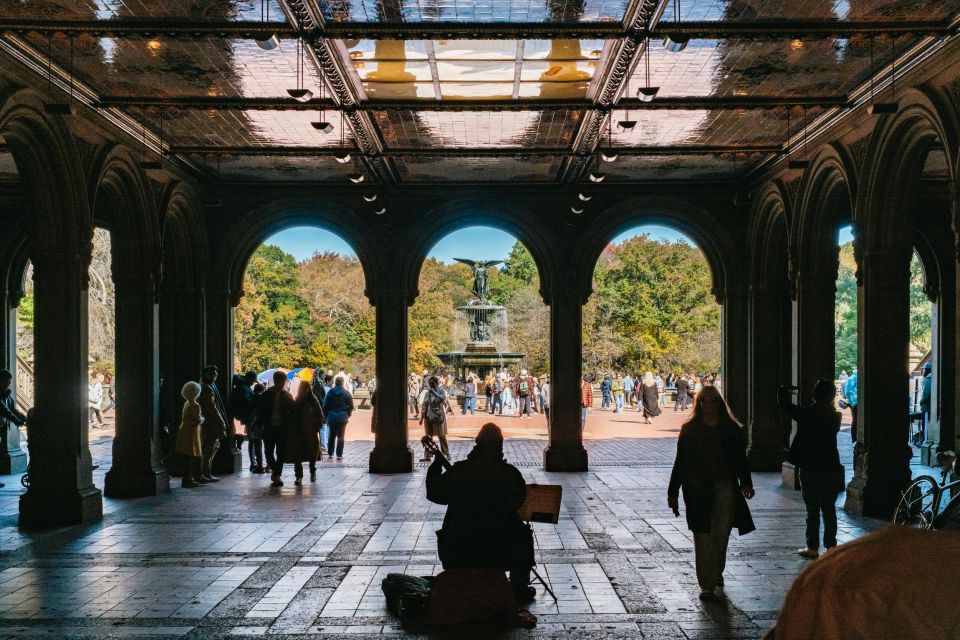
[846,88,959,517]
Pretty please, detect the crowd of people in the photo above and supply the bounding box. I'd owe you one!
[407,369,551,421]
[596,371,721,415]
[174,365,356,489]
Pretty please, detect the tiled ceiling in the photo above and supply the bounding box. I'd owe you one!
[0,0,958,184]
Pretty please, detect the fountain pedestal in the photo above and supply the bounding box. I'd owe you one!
[437,301,523,379]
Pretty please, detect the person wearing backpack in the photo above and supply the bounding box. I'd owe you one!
[490,377,504,415]
[420,376,450,461]
[516,370,534,419]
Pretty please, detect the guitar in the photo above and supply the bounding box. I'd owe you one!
[421,435,452,470]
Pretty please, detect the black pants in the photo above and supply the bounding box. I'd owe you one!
[294,460,316,478]
[799,468,838,550]
[490,394,503,414]
[263,431,284,474]
[674,394,689,411]
[247,437,263,468]
[850,404,858,442]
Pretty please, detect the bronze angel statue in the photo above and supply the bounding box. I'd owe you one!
[454,258,504,302]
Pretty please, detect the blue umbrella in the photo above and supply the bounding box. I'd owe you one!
[258,368,288,385]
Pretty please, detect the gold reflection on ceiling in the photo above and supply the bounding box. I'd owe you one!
[345,39,606,100]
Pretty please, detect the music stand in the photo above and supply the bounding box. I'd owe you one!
[517,484,563,603]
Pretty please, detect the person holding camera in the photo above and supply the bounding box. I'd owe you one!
[778,380,842,559]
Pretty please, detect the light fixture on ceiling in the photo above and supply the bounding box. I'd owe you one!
[287,25,313,102]
[312,61,333,133]
[333,111,352,162]
[255,1,280,50]
[663,0,689,53]
[601,117,618,163]
[374,206,387,215]
[786,108,810,170]
[578,193,592,201]
[867,36,899,115]
[362,193,378,202]
[349,173,366,184]
[42,33,75,115]
[571,206,584,214]
[637,37,659,102]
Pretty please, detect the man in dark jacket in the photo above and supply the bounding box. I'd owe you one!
[426,423,535,606]
[229,371,257,459]
[257,370,295,487]
[778,380,842,559]
[674,376,690,411]
[322,377,354,460]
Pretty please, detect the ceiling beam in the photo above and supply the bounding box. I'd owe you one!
[169,144,780,157]
[95,95,850,111]
[0,18,951,40]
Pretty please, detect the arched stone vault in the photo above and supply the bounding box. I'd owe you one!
[575,195,741,306]
[402,195,555,306]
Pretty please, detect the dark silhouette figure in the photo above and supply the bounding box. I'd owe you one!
[778,380,842,558]
[426,423,535,606]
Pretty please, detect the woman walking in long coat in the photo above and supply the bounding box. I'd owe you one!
[640,371,662,424]
[420,376,450,461]
[289,382,323,484]
[667,385,755,600]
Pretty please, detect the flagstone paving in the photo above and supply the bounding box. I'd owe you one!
[0,410,918,639]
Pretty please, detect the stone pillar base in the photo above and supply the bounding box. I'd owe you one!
[843,475,903,519]
[370,446,414,474]
[103,467,170,498]
[212,444,242,475]
[919,441,938,466]
[747,447,786,472]
[781,461,800,490]
[19,486,102,528]
[544,446,588,472]
[0,449,28,475]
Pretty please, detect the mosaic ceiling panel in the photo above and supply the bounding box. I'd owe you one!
[0,1,286,20]
[26,33,321,99]
[598,152,766,181]
[395,155,564,181]
[608,107,822,146]
[661,0,960,21]
[373,109,582,147]
[344,38,607,100]
[627,35,911,99]
[316,0,629,23]
[184,153,353,182]
[145,108,353,147]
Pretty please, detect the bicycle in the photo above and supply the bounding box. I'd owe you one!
[893,451,958,529]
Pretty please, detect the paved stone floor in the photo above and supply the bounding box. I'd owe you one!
[0,407,927,639]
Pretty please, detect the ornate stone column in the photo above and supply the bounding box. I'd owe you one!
[370,286,413,473]
[844,250,912,518]
[206,286,241,474]
[0,281,27,475]
[103,271,169,497]
[19,251,102,526]
[159,282,206,466]
[746,283,791,470]
[544,285,588,471]
[721,284,749,422]
[792,269,837,395]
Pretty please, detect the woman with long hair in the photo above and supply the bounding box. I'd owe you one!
[640,371,661,424]
[667,385,755,600]
[290,381,323,484]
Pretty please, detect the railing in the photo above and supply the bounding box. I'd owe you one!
[15,353,33,413]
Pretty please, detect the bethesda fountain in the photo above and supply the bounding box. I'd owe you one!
[436,258,524,380]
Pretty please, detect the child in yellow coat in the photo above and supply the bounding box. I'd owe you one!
[174,381,204,488]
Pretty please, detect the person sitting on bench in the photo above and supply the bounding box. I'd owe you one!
[426,422,535,606]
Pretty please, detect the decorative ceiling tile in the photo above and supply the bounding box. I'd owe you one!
[316,0,629,23]
[609,107,821,146]
[374,109,583,147]
[183,153,352,181]
[141,108,353,147]
[599,152,766,181]
[27,33,320,99]
[660,0,959,22]
[395,155,563,181]
[0,0,286,20]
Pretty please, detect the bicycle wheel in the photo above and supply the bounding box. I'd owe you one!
[893,475,939,528]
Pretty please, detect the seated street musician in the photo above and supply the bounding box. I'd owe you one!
[425,422,535,606]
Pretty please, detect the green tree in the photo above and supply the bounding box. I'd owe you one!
[834,243,858,377]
